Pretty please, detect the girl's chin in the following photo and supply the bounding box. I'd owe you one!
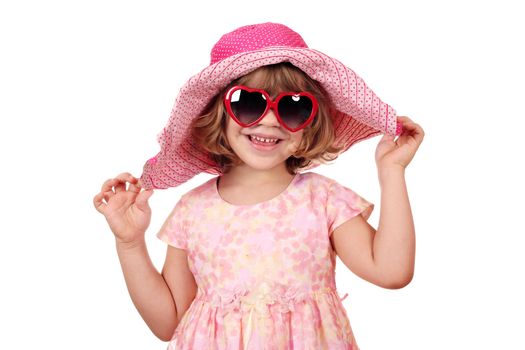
[239,157,287,170]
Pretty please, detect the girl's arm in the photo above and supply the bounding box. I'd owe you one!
[330,117,424,288]
[373,167,415,286]
[330,170,415,289]
[94,173,178,340]
[116,239,178,341]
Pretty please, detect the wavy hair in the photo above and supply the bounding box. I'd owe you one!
[190,63,345,174]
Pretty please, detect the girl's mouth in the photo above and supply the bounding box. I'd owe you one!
[247,135,281,151]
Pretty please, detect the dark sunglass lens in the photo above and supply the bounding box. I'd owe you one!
[278,95,313,129]
[230,89,267,124]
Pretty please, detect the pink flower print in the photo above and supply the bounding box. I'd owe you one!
[211,224,230,240]
[304,228,320,247]
[217,258,233,276]
[291,249,313,274]
[293,258,310,274]
[292,206,311,224]
[192,334,210,348]
[312,263,323,273]
[196,250,207,262]
[236,268,253,285]
[217,270,234,281]
[257,236,275,254]
[267,209,284,219]
[222,232,235,245]
[274,227,295,240]
[233,207,249,216]
[246,233,275,255]
[277,201,288,215]
[291,249,309,261]
[241,209,259,220]
[202,199,214,210]
[208,273,218,285]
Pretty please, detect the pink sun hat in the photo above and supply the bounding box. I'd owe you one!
[140,22,401,190]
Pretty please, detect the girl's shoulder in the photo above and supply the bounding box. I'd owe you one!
[298,172,365,201]
[174,176,217,205]
[298,171,340,189]
[294,172,350,201]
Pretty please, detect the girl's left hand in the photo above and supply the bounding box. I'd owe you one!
[375,116,425,170]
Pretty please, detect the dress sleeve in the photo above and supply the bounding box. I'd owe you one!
[157,196,189,250]
[326,180,374,236]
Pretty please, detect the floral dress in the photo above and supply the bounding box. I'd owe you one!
[158,172,374,349]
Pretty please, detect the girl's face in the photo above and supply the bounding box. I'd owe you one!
[224,84,304,171]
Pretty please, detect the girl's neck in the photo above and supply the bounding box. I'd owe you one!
[217,164,297,206]
[219,163,294,189]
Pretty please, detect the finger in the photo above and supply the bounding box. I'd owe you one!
[135,189,154,211]
[101,178,128,193]
[101,173,137,193]
[116,173,138,193]
[101,178,119,192]
[128,182,141,194]
[397,116,414,124]
[411,123,425,144]
[116,172,138,183]
[103,190,115,203]
[399,119,423,136]
[398,116,421,131]
[114,182,126,193]
[93,192,107,214]
[398,120,421,135]
[379,133,395,142]
[398,125,424,150]
[395,117,412,136]
[115,171,133,178]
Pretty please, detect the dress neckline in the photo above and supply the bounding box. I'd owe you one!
[214,173,300,207]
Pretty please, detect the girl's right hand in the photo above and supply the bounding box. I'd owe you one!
[93,172,154,244]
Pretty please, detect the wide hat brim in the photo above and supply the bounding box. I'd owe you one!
[140,46,399,190]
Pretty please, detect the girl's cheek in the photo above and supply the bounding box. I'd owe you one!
[287,141,299,154]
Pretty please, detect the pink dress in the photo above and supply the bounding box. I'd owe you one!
[158,172,374,350]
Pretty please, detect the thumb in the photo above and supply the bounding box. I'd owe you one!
[135,189,154,212]
[379,133,395,143]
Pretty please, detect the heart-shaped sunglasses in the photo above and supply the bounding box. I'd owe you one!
[224,85,318,132]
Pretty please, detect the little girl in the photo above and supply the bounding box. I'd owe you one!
[94,23,424,350]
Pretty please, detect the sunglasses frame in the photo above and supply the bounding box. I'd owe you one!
[223,85,318,132]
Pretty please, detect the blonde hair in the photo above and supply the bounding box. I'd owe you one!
[191,63,345,174]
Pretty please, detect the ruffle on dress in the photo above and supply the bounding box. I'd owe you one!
[198,283,348,318]
[168,282,358,350]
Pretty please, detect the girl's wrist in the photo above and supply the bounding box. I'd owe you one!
[377,165,406,185]
[115,237,146,251]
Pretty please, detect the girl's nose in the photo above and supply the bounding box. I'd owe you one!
[257,109,280,127]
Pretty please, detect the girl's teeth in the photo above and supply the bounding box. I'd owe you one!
[251,135,278,143]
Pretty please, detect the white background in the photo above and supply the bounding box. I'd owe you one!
[1,0,523,349]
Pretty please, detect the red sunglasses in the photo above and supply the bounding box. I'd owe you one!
[224,85,318,132]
